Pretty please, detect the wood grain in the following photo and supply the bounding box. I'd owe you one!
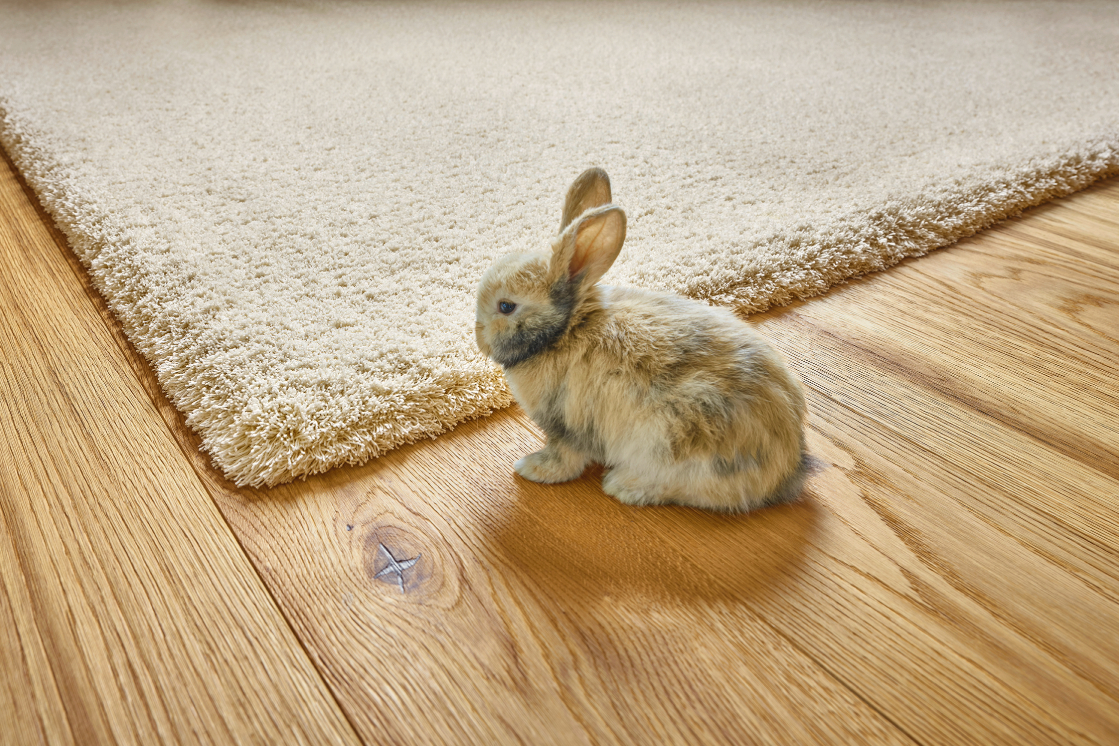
[0,152,361,744]
[5,130,1119,745]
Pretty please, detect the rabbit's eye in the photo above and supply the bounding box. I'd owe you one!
[498,301,517,315]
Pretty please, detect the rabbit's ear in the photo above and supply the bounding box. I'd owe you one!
[559,167,613,233]
[554,205,627,287]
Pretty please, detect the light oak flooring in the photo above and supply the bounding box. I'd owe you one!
[1,144,1117,745]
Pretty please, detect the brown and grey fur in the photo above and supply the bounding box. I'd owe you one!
[476,168,808,512]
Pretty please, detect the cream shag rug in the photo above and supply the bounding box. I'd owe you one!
[1,1,1116,487]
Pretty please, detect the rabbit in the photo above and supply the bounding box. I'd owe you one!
[475,167,808,512]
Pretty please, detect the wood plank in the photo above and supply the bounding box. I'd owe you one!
[789,238,1119,480]
[0,504,73,746]
[0,152,361,744]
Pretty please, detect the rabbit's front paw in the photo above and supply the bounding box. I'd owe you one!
[514,444,588,483]
[602,468,659,506]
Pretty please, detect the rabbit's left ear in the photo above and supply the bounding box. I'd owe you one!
[554,205,627,287]
[559,167,613,233]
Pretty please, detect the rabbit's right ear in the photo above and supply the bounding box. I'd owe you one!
[559,167,612,233]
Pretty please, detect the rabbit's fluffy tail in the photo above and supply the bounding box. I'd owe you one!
[765,447,817,507]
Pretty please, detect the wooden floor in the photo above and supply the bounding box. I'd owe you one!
[1,144,1117,746]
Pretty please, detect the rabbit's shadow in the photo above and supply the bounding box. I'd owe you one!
[483,463,821,610]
